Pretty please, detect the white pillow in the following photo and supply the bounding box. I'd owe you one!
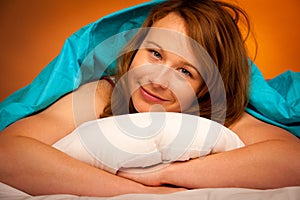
[53,112,244,174]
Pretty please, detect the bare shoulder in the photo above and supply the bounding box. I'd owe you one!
[229,112,299,145]
[95,79,113,113]
[0,80,113,145]
[71,80,113,123]
[96,79,114,96]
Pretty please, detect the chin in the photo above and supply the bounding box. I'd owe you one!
[134,104,166,113]
[131,101,148,113]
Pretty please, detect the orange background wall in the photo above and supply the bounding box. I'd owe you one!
[0,0,299,101]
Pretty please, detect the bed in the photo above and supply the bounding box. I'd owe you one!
[0,1,299,199]
[0,182,299,200]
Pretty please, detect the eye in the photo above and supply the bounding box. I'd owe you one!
[149,49,162,60]
[178,68,192,77]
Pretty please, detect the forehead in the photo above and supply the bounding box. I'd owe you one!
[151,12,187,35]
[142,17,200,70]
[143,13,190,58]
[140,13,216,74]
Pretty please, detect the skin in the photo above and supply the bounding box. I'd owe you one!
[119,13,300,189]
[129,41,202,113]
[0,81,185,196]
[0,12,299,197]
[128,15,203,113]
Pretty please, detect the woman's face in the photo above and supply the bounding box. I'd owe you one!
[128,13,202,113]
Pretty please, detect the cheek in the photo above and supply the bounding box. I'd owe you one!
[127,67,151,93]
[131,90,146,112]
[169,82,199,111]
[129,50,146,70]
[128,51,150,79]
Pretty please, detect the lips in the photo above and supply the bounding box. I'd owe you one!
[139,86,168,103]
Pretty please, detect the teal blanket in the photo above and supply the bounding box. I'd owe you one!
[0,1,299,137]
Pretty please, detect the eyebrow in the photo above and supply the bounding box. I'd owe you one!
[143,41,163,49]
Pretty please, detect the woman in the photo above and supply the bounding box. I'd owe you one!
[0,0,299,197]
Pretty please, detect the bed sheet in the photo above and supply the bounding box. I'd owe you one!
[1,182,299,200]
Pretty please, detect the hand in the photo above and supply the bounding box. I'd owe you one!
[117,163,170,187]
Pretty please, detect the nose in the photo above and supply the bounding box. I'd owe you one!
[150,66,170,89]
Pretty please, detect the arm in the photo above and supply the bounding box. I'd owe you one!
[119,112,300,189]
[0,81,183,196]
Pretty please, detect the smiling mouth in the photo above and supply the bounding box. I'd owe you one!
[139,86,168,103]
